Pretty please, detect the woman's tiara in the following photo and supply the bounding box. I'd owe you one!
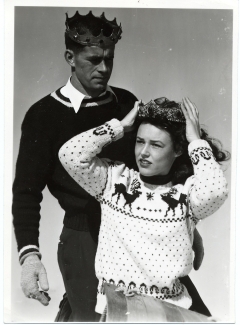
[138,97,185,123]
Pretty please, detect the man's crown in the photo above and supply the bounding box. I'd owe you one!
[65,11,122,47]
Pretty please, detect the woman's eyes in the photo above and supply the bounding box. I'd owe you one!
[136,140,162,148]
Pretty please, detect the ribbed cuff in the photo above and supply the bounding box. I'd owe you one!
[188,139,211,155]
[19,252,42,265]
[106,119,124,142]
[19,245,41,265]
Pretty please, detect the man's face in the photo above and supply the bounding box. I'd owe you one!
[72,44,115,96]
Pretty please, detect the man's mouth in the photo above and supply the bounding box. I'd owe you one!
[94,76,108,80]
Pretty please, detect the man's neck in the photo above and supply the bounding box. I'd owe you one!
[70,74,105,98]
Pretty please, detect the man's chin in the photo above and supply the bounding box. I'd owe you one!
[92,82,107,92]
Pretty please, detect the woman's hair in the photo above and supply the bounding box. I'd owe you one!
[136,97,230,185]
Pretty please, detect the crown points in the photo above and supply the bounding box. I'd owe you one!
[65,11,122,46]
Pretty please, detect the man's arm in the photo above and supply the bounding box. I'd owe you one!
[12,104,54,305]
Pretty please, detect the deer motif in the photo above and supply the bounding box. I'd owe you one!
[161,188,187,217]
[112,179,142,212]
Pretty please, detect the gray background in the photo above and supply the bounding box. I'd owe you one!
[11,7,232,322]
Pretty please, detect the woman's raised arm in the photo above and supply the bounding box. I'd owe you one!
[59,119,124,198]
[182,97,228,219]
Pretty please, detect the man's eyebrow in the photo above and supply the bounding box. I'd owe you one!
[86,54,102,59]
[86,54,114,59]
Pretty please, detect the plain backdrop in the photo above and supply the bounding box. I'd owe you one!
[10,6,232,322]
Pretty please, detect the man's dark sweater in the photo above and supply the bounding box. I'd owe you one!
[12,86,137,260]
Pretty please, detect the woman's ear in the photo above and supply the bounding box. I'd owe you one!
[64,49,75,67]
[174,150,182,158]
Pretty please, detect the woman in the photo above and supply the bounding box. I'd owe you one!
[59,97,228,315]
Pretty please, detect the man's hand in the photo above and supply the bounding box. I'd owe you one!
[21,254,51,306]
[192,228,204,270]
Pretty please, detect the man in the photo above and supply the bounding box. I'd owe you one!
[12,10,209,322]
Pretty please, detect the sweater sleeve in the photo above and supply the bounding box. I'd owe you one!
[12,105,54,263]
[59,119,124,198]
[187,139,228,220]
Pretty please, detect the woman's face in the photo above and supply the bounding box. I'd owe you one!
[135,122,180,177]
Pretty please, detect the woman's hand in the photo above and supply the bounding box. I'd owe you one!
[121,100,141,132]
[181,97,201,143]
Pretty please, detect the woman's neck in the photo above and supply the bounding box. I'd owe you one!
[140,169,174,186]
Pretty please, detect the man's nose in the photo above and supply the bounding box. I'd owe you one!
[98,60,107,73]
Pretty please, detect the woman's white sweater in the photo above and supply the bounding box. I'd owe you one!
[59,119,228,313]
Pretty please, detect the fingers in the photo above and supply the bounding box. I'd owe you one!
[121,100,142,132]
[38,266,49,291]
[21,278,39,298]
[33,291,51,306]
[21,281,50,306]
[185,97,199,120]
[134,100,143,114]
[28,291,51,306]
[182,97,199,121]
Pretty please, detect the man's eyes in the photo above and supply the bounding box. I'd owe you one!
[88,58,101,64]
[88,57,113,63]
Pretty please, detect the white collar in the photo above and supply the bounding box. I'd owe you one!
[60,78,116,113]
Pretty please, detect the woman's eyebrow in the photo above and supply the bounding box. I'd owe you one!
[150,140,165,145]
[136,137,165,145]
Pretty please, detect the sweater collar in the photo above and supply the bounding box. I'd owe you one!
[60,77,117,113]
[140,172,173,186]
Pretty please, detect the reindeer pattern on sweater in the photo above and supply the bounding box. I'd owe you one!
[59,119,228,313]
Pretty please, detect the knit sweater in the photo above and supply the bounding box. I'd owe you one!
[12,86,137,263]
[59,118,228,313]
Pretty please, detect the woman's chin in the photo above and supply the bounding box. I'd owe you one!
[138,168,154,177]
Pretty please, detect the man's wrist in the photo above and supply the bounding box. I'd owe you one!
[20,252,42,265]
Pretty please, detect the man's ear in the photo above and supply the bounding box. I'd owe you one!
[64,49,75,67]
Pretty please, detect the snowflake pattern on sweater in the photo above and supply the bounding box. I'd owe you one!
[59,118,228,313]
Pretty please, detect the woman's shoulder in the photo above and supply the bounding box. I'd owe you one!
[180,176,195,193]
[105,159,137,176]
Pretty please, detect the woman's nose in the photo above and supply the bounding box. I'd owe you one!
[140,145,150,157]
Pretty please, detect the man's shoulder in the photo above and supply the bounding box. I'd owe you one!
[21,87,69,126]
[26,87,66,116]
[110,86,138,102]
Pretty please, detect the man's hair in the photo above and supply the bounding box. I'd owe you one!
[65,15,114,53]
